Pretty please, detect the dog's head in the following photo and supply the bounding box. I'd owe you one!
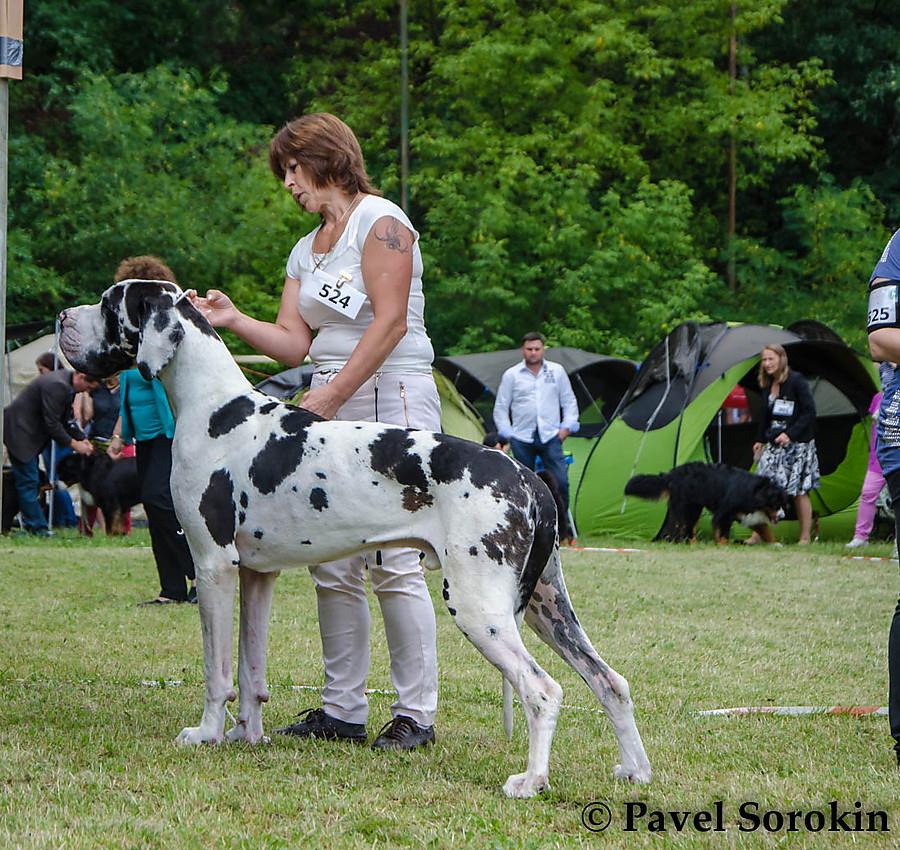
[754,476,790,524]
[59,279,216,381]
[56,452,86,487]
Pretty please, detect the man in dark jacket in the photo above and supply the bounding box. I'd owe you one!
[3,369,98,534]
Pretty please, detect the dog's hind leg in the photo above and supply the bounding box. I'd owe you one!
[176,550,240,746]
[524,557,651,784]
[225,566,278,744]
[446,577,562,798]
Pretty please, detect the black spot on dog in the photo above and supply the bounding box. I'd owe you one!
[153,309,169,332]
[259,401,278,414]
[430,434,527,508]
[249,421,313,495]
[371,481,379,486]
[310,488,328,511]
[291,485,298,492]
[253,529,264,540]
[238,511,245,524]
[168,325,185,347]
[488,626,497,637]
[319,438,326,445]
[232,559,240,566]
[469,546,477,556]
[369,429,433,512]
[199,469,235,547]
[281,409,320,434]
[240,492,248,508]
[301,539,312,545]
[448,607,457,617]
[175,298,219,338]
[316,472,326,480]
[209,396,255,438]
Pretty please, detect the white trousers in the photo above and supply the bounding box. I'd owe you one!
[309,371,441,726]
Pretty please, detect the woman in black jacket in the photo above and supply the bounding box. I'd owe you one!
[752,344,820,544]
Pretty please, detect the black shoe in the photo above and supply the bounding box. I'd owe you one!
[274,708,367,743]
[139,596,182,606]
[371,715,435,751]
[187,586,198,604]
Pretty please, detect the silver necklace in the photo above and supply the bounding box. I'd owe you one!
[312,193,364,271]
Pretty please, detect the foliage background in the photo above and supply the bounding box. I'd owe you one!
[9,0,900,356]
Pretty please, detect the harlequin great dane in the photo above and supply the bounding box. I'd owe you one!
[59,280,651,797]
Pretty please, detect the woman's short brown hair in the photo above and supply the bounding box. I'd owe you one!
[114,255,177,284]
[268,113,379,196]
[757,344,790,388]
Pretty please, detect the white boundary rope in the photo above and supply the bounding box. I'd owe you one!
[698,706,887,717]
[564,545,643,553]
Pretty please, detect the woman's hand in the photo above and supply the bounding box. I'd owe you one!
[299,384,346,420]
[774,432,791,447]
[190,289,241,329]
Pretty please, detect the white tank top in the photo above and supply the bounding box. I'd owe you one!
[285,195,434,374]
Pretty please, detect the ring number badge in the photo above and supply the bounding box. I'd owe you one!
[867,284,898,331]
[311,269,365,319]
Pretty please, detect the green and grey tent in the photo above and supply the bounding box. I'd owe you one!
[573,321,878,541]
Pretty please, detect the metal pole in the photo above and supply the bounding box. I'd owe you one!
[400,0,409,213]
[727,2,737,291]
[0,78,9,527]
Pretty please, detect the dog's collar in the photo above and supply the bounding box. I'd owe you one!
[116,278,193,305]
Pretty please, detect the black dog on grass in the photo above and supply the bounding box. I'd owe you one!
[57,452,141,535]
[624,462,789,543]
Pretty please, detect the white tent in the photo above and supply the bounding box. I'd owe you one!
[2,334,71,408]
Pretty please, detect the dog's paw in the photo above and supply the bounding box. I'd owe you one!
[224,724,269,744]
[175,726,222,746]
[613,763,652,784]
[502,772,549,799]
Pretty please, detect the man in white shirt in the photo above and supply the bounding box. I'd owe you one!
[493,332,580,520]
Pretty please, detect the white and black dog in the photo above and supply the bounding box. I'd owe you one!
[59,280,651,797]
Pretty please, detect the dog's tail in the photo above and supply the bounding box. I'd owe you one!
[624,473,670,501]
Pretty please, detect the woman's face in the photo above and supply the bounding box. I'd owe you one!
[761,348,781,376]
[282,159,325,213]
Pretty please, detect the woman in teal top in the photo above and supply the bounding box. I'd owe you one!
[112,356,195,603]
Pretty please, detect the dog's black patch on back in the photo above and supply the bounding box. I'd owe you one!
[310,487,328,511]
[259,401,278,414]
[209,396,255,438]
[429,434,526,507]
[199,468,235,547]
[369,429,433,511]
[249,432,307,495]
[248,413,319,495]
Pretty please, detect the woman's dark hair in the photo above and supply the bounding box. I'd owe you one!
[268,113,379,196]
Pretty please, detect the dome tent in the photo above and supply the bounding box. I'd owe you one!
[573,320,878,541]
[435,346,637,437]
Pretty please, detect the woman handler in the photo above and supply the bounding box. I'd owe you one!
[751,344,819,544]
[191,113,438,750]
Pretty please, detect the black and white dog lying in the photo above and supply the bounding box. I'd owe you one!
[57,452,140,535]
[59,280,651,797]
[625,461,789,543]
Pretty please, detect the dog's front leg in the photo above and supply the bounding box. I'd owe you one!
[176,556,239,746]
[225,566,279,744]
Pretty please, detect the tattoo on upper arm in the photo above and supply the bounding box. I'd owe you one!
[374,219,411,254]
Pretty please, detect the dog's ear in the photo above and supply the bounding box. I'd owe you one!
[133,285,185,380]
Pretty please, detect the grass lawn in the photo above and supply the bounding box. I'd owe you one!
[1,530,898,848]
